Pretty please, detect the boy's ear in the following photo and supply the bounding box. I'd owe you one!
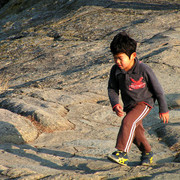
[130,52,136,60]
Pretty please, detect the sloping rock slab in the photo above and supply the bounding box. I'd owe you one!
[0,166,46,180]
[42,172,104,180]
[0,95,75,133]
[155,110,180,148]
[154,110,180,163]
[0,109,38,144]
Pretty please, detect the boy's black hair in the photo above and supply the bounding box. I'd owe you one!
[110,32,137,58]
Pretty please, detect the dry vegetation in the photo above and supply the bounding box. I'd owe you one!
[0,74,10,92]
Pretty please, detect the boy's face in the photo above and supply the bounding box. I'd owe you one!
[113,52,136,71]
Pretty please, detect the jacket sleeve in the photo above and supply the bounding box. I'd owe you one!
[144,65,169,113]
[108,65,120,109]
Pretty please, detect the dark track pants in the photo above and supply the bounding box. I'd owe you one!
[115,102,151,153]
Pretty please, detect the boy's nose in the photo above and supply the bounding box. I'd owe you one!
[116,60,121,66]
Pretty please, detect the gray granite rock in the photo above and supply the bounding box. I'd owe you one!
[0,0,180,179]
[0,109,38,144]
[0,94,75,132]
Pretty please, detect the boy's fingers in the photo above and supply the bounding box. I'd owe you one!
[164,116,169,123]
[114,104,124,117]
[119,104,123,109]
[163,118,166,124]
[115,109,124,117]
[166,115,169,123]
[116,105,123,110]
[163,116,167,124]
[116,111,124,117]
[159,113,169,124]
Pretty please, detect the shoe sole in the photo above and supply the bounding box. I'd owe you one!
[141,162,152,166]
[107,155,128,166]
[141,161,154,166]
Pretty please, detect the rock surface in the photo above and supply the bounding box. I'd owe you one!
[0,108,38,144]
[0,0,180,179]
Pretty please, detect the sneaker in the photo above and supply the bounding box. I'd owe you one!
[141,151,153,166]
[108,151,128,166]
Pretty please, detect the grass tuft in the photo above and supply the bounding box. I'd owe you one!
[0,74,10,93]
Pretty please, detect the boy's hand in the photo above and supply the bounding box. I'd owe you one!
[113,104,124,117]
[159,112,169,123]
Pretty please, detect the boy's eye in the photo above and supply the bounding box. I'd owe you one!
[114,56,123,60]
[115,58,122,62]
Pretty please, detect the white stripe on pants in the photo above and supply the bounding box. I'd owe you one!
[124,105,149,152]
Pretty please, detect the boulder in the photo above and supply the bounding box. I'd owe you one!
[0,109,38,144]
[0,95,75,132]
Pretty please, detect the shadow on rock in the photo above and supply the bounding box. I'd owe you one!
[0,121,63,170]
[166,93,180,110]
[0,121,25,144]
[155,122,180,148]
[0,142,110,172]
[0,122,109,172]
[0,143,64,170]
[156,156,174,164]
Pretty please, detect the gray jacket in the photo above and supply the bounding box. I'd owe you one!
[108,58,168,113]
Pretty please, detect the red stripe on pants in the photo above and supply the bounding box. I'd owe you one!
[115,102,151,153]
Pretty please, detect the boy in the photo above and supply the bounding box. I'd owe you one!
[107,32,169,166]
